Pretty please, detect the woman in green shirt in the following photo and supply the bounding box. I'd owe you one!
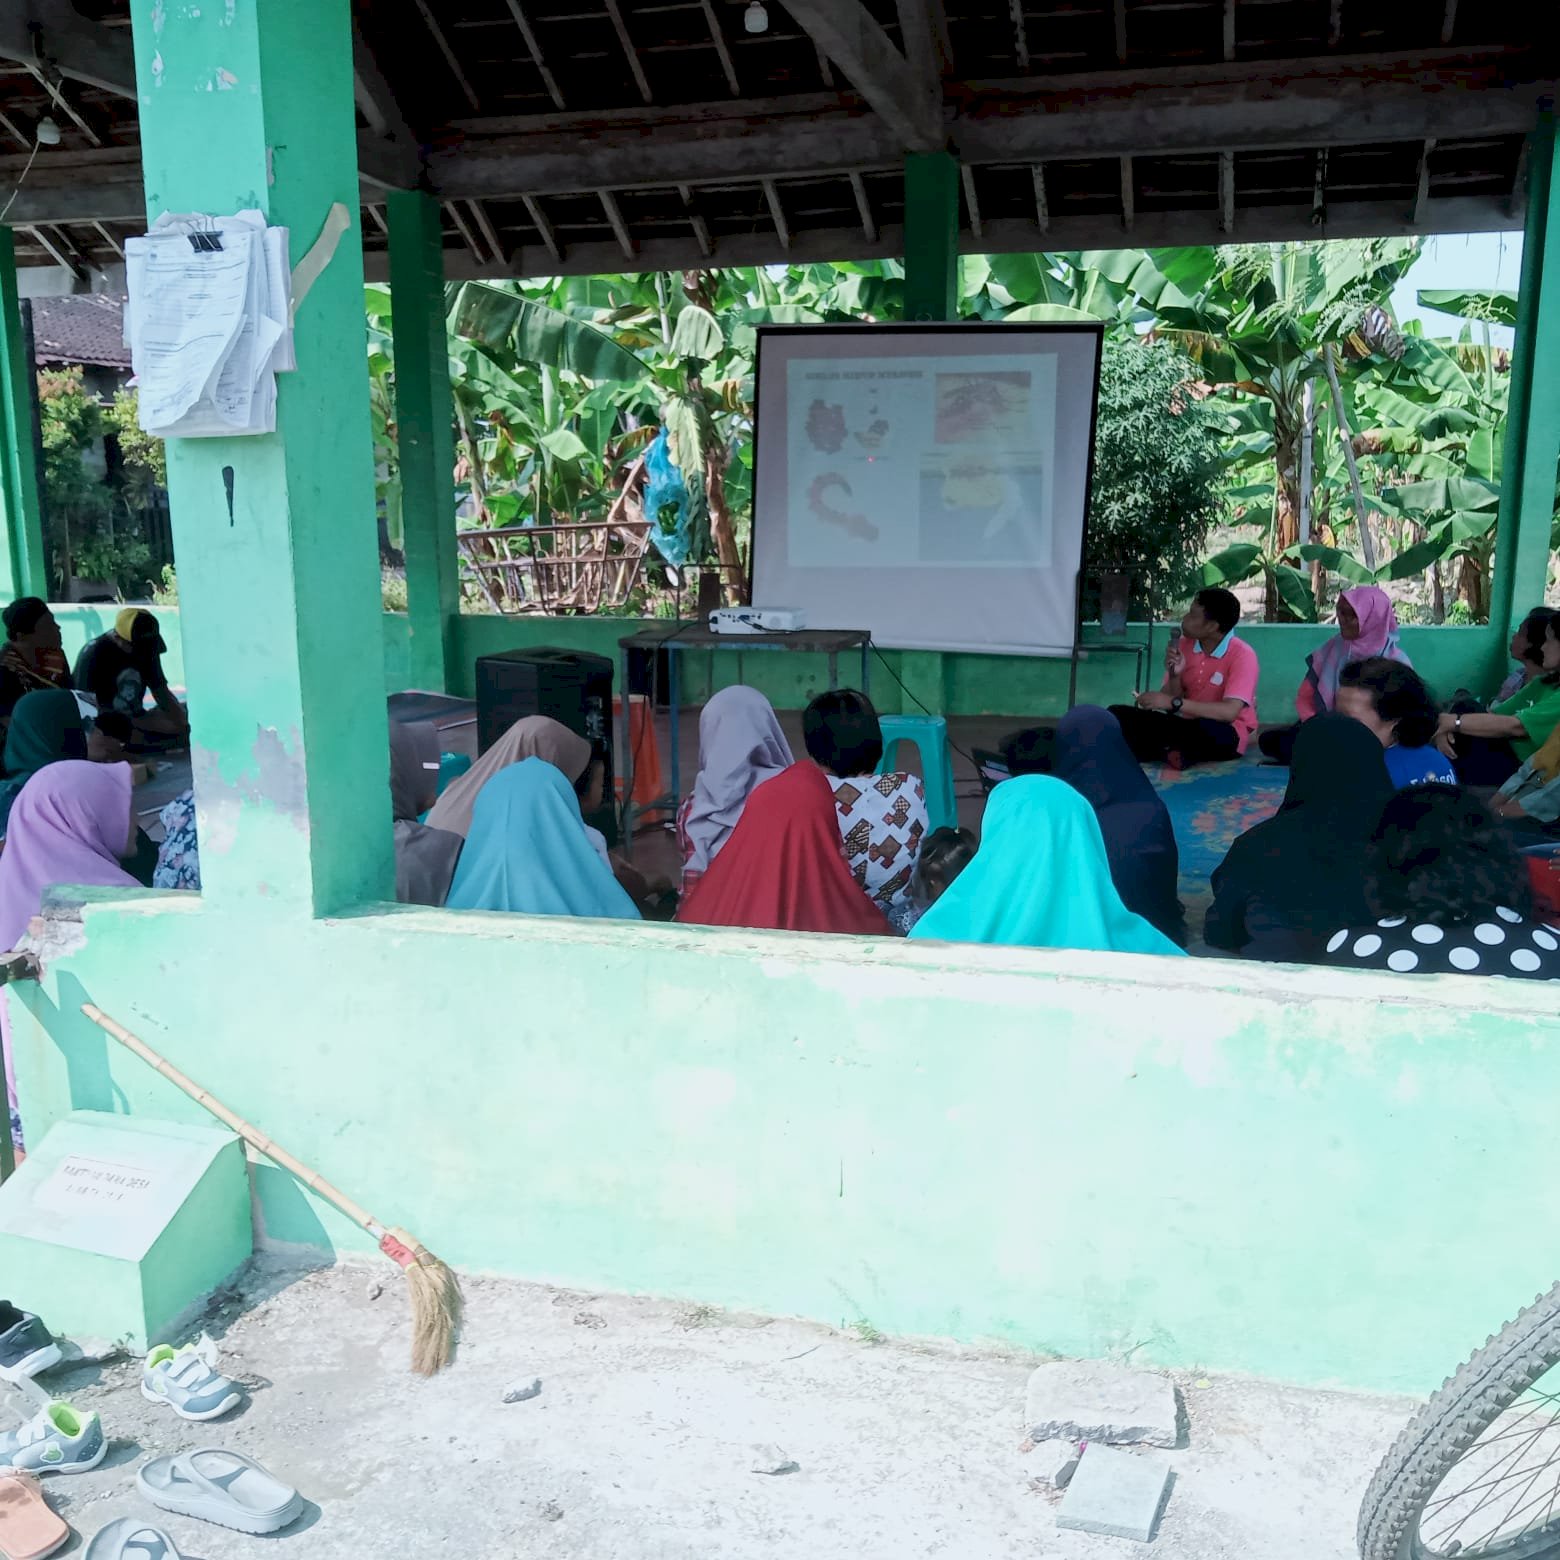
[1437,612,1560,785]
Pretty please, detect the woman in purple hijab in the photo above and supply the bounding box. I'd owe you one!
[0,762,140,1151]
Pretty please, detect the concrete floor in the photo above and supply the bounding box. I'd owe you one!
[14,1259,1414,1558]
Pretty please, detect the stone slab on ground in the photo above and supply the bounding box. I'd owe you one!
[1026,1360,1179,1448]
[13,1259,1414,1559]
[1058,1443,1174,1542]
[1030,1438,1081,1489]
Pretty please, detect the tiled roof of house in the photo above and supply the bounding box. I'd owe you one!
[30,294,129,371]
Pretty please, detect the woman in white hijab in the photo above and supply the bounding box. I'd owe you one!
[675,686,794,891]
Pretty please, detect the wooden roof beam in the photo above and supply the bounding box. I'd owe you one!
[412,0,480,112]
[698,0,741,97]
[1119,153,1133,229]
[1113,0,1128,64]
[504,0,567,111]
[782,0,943,153]
[961,162,982,238]
[398,192,1521,285]
[522,194,564,264]
[1008,0,1030,70]
[849,170,878,242]
[1219,149,1234,232]
[1031,163,1049,232]
[677,183,715,257]
[598,188,636,260]
[1441,0,1458,45]
[762,177,791,250]
[1411,139,1435,226]
[353,19,423,189]
[604,0,654,106]
[0,1,132,98]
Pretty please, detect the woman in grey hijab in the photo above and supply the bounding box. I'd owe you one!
[390,720,463,907]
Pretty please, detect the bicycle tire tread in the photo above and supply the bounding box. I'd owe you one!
[1359,1280,1560,1560]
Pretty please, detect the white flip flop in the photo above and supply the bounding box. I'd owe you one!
[84,1518,185,1559]
[135,1449,301,1535]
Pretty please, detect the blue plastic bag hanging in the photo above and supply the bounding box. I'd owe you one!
[643,428,694,567]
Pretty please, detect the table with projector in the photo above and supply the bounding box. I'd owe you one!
[616,610,871,852]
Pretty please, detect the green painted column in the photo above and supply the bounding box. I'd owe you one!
[1493,114,1560,647]
[387,191,458,693]
[902,152,959,324]
[0,231,46,601]
[130,0,393,914]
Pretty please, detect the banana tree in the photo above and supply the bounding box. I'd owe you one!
[1084,241,1420,605]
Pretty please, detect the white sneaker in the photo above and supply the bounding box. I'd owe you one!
[140,1341,242,1422]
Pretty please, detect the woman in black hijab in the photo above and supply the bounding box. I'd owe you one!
[1052,705,1186,945]
[1205,712,1392,962]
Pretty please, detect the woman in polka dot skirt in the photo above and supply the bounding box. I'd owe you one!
[1320,783,1560,981]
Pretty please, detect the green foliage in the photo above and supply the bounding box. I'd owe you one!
[1086,339,1227,616]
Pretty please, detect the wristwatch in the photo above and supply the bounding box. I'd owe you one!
[1454,713,1464,733]
[1170,696,1184,715]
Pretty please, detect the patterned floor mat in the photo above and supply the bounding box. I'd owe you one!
[1149,757,1289,939]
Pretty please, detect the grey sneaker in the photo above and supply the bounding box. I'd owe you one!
[0,1400,106,1473]
[140,1344,242,1422]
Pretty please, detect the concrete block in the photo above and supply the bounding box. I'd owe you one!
[1029,1438,1080,1489]
[0,1111,251,1351]
[1056,1444,1172,1542]
[1025,1360,1178,1447]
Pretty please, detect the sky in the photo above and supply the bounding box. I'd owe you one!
[1390,230,1523,347]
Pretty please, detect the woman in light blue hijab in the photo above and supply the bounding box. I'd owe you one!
[445,757,640,921]
[909,775,1184,956]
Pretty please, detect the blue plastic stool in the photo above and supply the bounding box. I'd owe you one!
[877,715,957,832]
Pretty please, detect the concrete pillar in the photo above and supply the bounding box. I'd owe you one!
[902,152,960,324]
[387,191,458,693]
[129,0,394,914]
[0,230,47,600]
[1493,113,1560,643]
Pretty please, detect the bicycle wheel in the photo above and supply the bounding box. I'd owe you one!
[1360,1281,1560,1559]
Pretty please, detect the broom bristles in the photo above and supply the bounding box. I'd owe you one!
[406,1250,463,1376]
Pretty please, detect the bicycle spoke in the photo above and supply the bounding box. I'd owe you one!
[1424,1417,1556,1531]
[1424,1422,1560,1550]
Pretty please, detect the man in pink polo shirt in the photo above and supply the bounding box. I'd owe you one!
[1109,587,1259,767]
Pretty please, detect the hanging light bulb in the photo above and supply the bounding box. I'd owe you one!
[35,116,60,146]
[744,2,769,34]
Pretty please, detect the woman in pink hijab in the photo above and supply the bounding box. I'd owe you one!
[0,762,139,1152]
[1259,587,1412,764]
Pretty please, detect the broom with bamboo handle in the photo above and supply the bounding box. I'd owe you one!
[79,1003,461,1376]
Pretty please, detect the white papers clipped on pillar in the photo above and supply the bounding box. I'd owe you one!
[125,211,293,438]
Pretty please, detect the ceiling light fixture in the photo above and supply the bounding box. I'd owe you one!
[35,116,60,146]
[744,2,769,34]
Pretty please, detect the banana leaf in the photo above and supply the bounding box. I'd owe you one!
[1197,542,1263,586]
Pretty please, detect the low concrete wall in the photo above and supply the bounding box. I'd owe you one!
[54,605,1506,719]
[13,890,1559,1395]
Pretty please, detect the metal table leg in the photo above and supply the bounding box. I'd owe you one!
[618,642,635,859]
[668,644,682,812]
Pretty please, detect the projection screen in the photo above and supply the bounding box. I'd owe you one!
[751,323,1104,655]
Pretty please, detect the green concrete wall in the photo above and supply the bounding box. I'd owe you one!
[12,891,1560,1395]
[51,605,1507,718]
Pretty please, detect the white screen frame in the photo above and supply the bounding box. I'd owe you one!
[750,323,1105,656]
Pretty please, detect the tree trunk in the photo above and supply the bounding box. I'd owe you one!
[1322,345,1377,571]
[1457,552,1488,620]
[704,443,745,606]
[1272,407,1301,558]
[1429,557,1445,624]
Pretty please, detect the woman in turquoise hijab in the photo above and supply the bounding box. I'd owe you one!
[909,775,1185,956]
[445,757,640,921]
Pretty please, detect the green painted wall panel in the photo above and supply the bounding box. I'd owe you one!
[13,895,1560,1395]
[44,606,1507,720]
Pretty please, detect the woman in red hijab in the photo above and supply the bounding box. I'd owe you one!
[676,762,891,936]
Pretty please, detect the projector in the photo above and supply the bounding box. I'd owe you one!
[708,606,807,635]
